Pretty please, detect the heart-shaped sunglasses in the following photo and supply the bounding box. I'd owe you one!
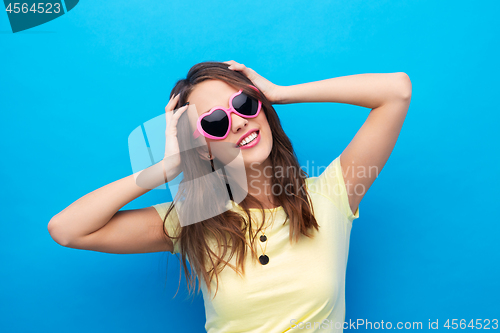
[193,85,262,140]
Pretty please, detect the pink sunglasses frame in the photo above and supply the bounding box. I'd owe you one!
[193,85,262,140]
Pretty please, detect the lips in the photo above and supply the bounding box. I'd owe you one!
[238,131,261,149]
[236,129,259,147]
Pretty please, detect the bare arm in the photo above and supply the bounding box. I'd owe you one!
[275,72,412,214]
[47,161,171,252]
[48,93,188,254]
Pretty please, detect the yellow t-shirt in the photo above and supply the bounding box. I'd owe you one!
[153,155,360,332]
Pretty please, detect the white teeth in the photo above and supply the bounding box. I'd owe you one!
[239,132,258,147]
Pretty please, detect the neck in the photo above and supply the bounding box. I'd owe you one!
[244,157,279,209]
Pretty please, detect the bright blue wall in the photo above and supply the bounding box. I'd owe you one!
[1,1,499,332]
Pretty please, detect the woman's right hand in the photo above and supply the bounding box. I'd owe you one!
[162,93,188,182]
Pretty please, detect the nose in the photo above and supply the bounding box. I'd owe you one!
[231,113,248,134]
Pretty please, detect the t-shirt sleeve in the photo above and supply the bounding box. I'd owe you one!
[152,202,182,254]
[311,154,360,222]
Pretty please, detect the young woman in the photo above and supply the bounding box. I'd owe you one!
[48,61,412,332]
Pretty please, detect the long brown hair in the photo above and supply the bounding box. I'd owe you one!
[161,61,319,300]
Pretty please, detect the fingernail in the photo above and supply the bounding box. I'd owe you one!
[182,102,189,107]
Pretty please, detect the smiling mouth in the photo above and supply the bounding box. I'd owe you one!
[237,130,259,147]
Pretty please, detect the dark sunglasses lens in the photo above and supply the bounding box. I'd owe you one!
[200,109,229,138]
[232,93,259,116]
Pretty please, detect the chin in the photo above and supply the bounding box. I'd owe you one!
[241,144,272,167]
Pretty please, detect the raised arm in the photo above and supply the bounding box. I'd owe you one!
[275,72,412,214]
[48,94,188,254]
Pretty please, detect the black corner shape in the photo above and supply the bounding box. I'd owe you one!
[3,0,79,33]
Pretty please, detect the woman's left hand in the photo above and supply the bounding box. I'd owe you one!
[223,60,283,104]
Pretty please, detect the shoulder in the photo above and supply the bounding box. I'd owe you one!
[152,202,182,253]
[305,155,360,222]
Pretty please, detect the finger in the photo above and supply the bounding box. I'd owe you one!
[225,60,243,68]
[165,100,179,117]
[167,105,188,131]
[168,93,179,102]
[166,97,175,111]
[229,63,246,71]
[171,93,180,104]
[172,104,188,120]
[166,93,180,111]
[165,108,173,127]
[166,111,183,134]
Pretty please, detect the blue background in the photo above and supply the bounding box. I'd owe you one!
[1,1,499,332]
